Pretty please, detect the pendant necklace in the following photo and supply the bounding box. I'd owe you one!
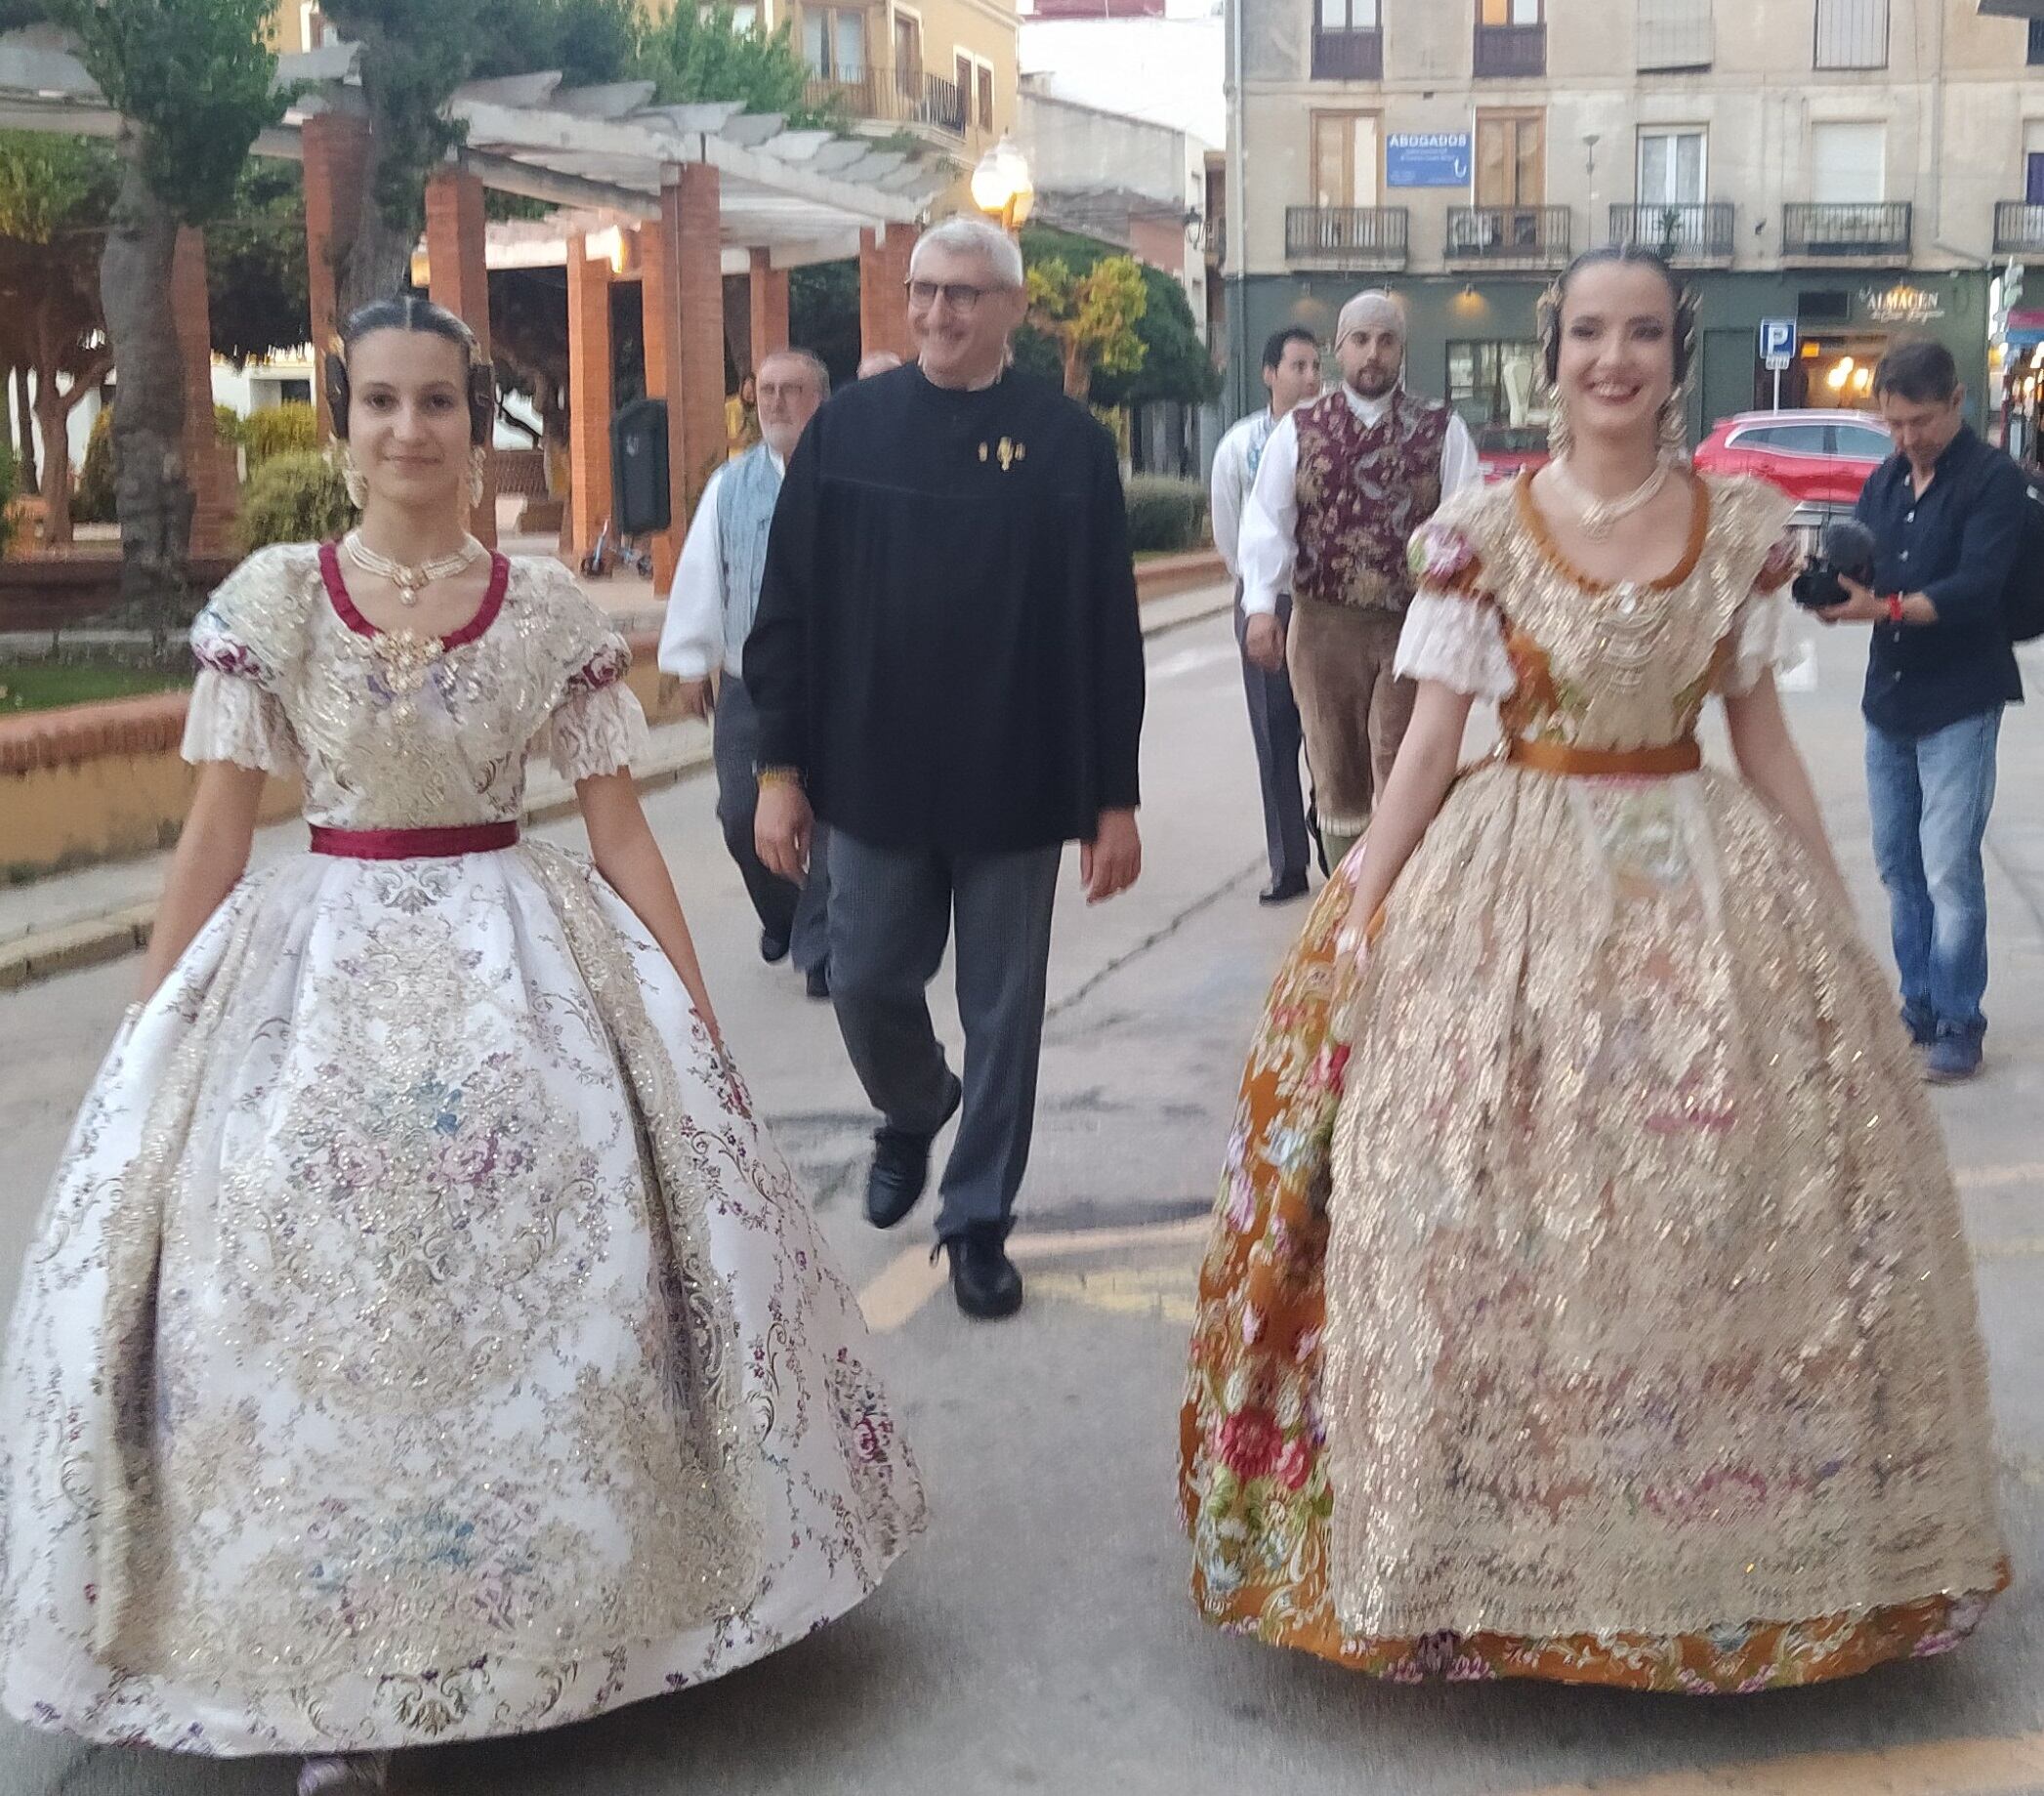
[1547,459,1669,542]
[343,530,484,607]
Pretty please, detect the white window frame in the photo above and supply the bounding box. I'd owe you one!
[1637,127,1707,207]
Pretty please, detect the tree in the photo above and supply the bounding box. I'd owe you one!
[208,159,313,367]
[52,0,284,642]
[0,130,119,546]
[637,3,840,127]
[1024,254,1147,402]
[1016,225,1218,411]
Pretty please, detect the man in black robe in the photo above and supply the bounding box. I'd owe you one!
[746,215,1146,1320]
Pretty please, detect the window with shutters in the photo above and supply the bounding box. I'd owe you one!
[1312,112,1382,209]
[1637,0,1712,71]
[1814,0,1888,70]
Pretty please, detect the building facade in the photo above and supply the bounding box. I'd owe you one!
[1222,0,2044,438]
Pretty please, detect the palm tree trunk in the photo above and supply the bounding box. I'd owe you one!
[100,142,193,653]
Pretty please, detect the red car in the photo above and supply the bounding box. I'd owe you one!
[1692,410,1892,508]
[1476,423,1550,483]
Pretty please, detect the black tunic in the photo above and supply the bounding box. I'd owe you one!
[743,364,1146,855]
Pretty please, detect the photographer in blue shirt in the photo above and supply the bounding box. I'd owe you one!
[1818,339,2026,1083]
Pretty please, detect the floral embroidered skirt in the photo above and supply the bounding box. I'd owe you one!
[1180,766,2007,1692]
[1,841,925,1753]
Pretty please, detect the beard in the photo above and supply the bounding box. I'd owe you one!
[1350,366,1398,399]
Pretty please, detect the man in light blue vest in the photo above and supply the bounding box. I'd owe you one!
[659,348,832,996]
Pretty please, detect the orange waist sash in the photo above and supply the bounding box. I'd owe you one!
[1506,738,1701,778]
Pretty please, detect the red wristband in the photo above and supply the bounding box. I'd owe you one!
[1886,594,1905,625]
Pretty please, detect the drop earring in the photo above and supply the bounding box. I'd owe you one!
[1657,389,1689,461]
[341,446,367,510]
[468,447,487,512]
[1545,390,1573,459]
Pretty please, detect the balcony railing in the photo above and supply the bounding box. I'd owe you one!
[1994,200,2044,255]
[805,65,968,138]
[1473,21,1546,76]
[1781,201,1912,260]
[1610,201,1735,264]
[1285,205,1410,267]
[1312,24,1383,78]
[1445,204,1571,263]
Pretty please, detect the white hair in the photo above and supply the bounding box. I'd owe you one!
[759,346,831,397]
[909,216,1024,290]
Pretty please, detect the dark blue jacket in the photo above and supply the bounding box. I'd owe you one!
[1854,426,2025,736]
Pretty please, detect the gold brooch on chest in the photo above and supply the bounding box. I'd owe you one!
[978,437,1026,472]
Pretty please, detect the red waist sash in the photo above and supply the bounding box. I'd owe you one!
[308,821,521,859]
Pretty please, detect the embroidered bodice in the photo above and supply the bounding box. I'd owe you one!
[183,543,649,828]
[1399,473,1800,753]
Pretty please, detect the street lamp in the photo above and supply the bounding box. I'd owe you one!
[971,136,1035,233]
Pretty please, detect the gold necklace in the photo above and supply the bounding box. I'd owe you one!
[1546,459,1670,542]
[343,530,483,607]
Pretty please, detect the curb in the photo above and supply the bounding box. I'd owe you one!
[0,584,1233,994]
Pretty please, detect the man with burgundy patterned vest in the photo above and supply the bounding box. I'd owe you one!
[1239,290,1480,869]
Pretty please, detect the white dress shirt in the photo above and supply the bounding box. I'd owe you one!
[1209,408,1279,583]
[656,449,786,680]
[1237,388,1480,618]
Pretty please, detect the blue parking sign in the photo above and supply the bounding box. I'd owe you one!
[1759,318,1798,366]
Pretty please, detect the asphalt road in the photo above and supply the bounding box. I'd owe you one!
[3,609,2043,1796]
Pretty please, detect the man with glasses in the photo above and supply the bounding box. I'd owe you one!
[745,216,1147,1320]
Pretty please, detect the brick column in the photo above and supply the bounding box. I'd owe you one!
[302,110,369,440]
[425,165,497,547]
[172,228,237,558]
[749,246,790,368]
[642,164,725,593]
[858,224,917,363]
[566,235,615,564]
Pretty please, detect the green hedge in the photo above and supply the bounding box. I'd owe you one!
[73,407,116,525]
[241,401,319,470]
[1123,475,1209,556]
[238,450,355,553]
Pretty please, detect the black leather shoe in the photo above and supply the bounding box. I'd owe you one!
[1259,871,1310,905]
[760,929,791,965]
[805,963,832,1001]
[863,1073,963,1230]
[942,1226,1024,1319]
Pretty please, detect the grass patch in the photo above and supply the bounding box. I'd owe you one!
[0,660,192,714]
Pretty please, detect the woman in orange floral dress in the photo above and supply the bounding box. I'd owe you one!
[1180,247,2007,1692]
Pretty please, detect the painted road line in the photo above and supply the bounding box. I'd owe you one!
[1503,1733,2044,1796]
[858,1215,1210,1333]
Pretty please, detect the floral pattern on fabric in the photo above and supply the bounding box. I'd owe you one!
[1181,475,2008,1690]
[0,547,926,1755]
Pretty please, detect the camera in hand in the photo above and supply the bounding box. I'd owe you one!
[1792,520,1878,610]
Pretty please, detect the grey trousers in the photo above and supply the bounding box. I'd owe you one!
[712,677,830,973]
[826,829,1063,1239]
[1234,593,1312,884]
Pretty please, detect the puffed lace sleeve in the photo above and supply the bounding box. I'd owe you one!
[1394,518,1516,700]
[181,560,303,773]
[546,634,651,781]
[1722,533,1804,695]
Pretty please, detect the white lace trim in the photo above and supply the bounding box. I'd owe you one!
[1724,587,1801,695]
[546,680,650,783]
[180,669,301,774]
[1395,592,1516,700]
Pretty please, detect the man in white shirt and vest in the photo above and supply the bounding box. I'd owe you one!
[659,348,833,997]
[1237,290,1481,870]
[1210,325,1322,905]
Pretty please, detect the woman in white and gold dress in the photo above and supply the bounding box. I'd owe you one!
[1182,249,2006,1690]
[0,300,924,1790]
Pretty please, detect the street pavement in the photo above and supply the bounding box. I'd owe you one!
[2,609,2043,1796]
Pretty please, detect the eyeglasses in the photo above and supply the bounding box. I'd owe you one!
[904,278,1005,313]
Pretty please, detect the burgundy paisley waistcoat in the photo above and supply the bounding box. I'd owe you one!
[1292,388,1451,613]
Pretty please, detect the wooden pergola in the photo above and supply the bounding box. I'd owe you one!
[0,26,945,585]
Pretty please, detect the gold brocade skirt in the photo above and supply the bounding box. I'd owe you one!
[1180,760,2008,1691]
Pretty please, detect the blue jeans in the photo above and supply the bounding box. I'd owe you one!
[1864,707,2002,1043]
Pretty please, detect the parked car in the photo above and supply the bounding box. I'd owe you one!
[1476,423,1550,483]
[1692,411,1892,515]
